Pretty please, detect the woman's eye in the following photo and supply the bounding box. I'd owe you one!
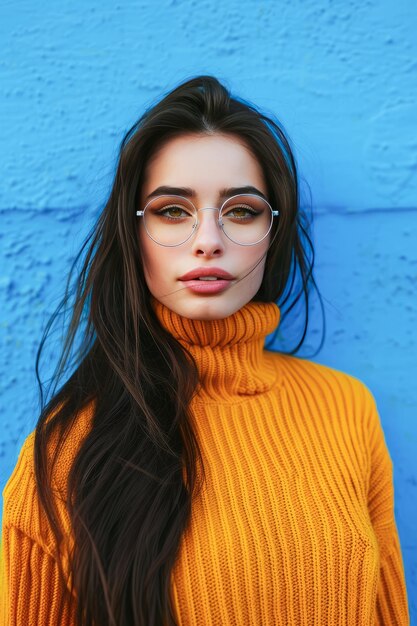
[159,205,190,219]
[224,205,257,219]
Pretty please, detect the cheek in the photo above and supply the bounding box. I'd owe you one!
[139,228,176,288]
[254,255,267,288]
[138,227,159,285]
[247,241,269,293]
[246,240,269,277]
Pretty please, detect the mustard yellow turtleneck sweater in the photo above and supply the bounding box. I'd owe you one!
[1,302,409,625]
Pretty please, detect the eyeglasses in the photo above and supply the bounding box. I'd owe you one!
[136,194,279,247]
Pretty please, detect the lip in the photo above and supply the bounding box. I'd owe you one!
[179,267,235,281]
[178,267,235,295]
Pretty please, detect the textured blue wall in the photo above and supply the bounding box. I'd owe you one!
[1,0,416,617]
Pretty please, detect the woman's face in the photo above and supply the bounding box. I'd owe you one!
[138,133,270,320]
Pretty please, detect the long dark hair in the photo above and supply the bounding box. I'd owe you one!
[34,75,320,625]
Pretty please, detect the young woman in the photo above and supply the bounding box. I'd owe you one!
[1,76,409,625]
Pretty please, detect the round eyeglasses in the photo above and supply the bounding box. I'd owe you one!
[136,194,279,247]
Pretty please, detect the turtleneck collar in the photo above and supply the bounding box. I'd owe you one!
[153,300,281,401]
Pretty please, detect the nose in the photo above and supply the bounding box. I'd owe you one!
[191,208,225,257]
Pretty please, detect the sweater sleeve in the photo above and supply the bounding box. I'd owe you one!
[1,433,77,626]
[0,525,76,626]
[365,390,409,625]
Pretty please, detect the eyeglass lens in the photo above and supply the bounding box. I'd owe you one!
[142,194,273,246]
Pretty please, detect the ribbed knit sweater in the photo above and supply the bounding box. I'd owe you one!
[1,302,409,625]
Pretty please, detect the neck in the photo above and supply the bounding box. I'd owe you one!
[153,300,281,401]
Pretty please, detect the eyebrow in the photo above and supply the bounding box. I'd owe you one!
[145,185,268,201]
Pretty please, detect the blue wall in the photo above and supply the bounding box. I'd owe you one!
[1,0,416,617]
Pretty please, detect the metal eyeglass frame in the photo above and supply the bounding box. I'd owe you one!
[136,193,279,247]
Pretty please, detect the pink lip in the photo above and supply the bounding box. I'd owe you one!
[180,280,232,294]
[178,267,235,295]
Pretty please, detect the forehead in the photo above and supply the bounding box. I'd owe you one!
[141,133,266,196]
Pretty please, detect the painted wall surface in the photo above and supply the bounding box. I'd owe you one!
[1,0,416,618]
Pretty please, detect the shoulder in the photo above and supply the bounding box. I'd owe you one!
[2,431,36,529]
[267,350,377,415]
[2,431,52,551]
[2,403,94,549]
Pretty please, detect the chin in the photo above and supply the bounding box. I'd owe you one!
[150,281,263,321]
[172,296,249,321]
